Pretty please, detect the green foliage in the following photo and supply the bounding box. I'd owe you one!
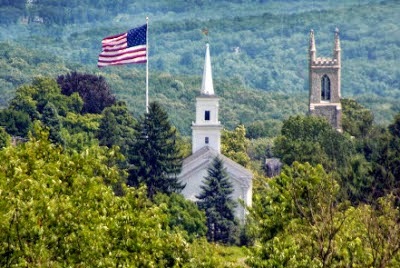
[365,114,400,202]
[41,102,65,146]
[185,239,247,268]
[62,112,101,134]
[98,101,136,158]
[0,108,32,137]
[221,125,251,168]
[389,113,400,138]
[1,0,398,132]
[247,138,275,170]
[128,101,185,199]
[197,157,239,244]
[249,161,400,267]
[342,98,374,138]
[1,76,107,150]
[356,195,400,267]
[246,119,282,139]
[0,125,192,267]
[154,193,207,242]
[0,2,400,264]
[274,115,354,172]
[0,127,10,148]
[249,162,348,267]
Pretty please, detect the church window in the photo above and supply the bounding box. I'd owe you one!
[205,110,210,121]
[321,75,331,101]
[205,137,209,144]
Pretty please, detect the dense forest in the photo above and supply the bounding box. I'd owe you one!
[1,0,400,266]
[0,0,399,133]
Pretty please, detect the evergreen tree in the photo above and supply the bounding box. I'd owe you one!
[197,157,238,244]
[128,102,184,199]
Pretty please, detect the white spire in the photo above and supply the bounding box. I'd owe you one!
[200,43,215,95]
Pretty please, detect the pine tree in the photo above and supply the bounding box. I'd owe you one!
[197,157,238,244]
[128,102,184,199]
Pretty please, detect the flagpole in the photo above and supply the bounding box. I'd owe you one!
[146,16,149,113]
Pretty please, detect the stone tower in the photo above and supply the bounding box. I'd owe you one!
[191,43,222,154]
[309,29,342,132]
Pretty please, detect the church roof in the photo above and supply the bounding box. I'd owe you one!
[180,146,253,187]
[200,43,215,96]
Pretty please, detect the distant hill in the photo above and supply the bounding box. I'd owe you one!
[0,0,398,128]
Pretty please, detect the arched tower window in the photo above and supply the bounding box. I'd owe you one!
[321,75,331,101]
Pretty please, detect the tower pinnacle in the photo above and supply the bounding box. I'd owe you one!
[334,28,340,51]
[200,43,215,95]
[309,29,316,61]
[333,28,341,65]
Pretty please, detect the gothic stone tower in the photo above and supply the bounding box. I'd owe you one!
[309,29,342,132]
[192,43,222,154]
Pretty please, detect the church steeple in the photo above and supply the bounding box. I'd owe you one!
[191,43,222,154]
[201,43,215,95]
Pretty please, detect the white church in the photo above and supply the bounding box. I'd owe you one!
[178,44,253,221]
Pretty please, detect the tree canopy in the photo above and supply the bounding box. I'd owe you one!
[0,125,192,267]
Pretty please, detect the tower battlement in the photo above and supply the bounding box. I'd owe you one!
[311,57,339,67]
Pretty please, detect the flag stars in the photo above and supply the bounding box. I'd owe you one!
[127,25,147,48]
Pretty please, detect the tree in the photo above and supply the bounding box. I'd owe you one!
[57,71,116,114]
[98,101,136,157]
[221,125,250,167]
[248,162,350,267]
[153,193,207,242]
[0,125,191,267]
[273,115,368,201]
[366,114,400,203]
[41,102,64,146]
[359,195,400,267]
[0,127,10,148]
[197,157,238,244]
[274,115,354,171]
[128,102,184,199]
[341,98,374,138]
[248,161,400,267]
[0,109,32,137]
[3,77,84,139]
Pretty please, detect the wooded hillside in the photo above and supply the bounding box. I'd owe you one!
[0,0,398,133]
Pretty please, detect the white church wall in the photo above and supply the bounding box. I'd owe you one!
[179,155,251,222]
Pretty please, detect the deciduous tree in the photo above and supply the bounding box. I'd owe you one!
[57,71,115,114]
[0,125,191,267]
[221,125,250,167]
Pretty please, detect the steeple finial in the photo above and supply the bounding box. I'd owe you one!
[200,43,215,95]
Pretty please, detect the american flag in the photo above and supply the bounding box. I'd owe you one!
[98,24,147,67]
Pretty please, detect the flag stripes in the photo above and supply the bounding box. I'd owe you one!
[98,24,147,67]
